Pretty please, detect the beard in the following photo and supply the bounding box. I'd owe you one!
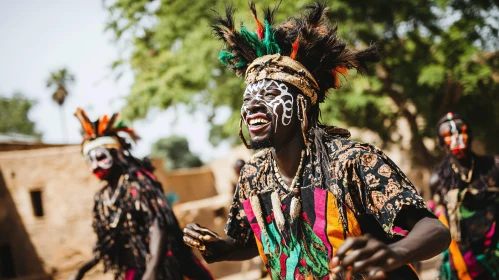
[249,122,275,149]
[250,132,274,149]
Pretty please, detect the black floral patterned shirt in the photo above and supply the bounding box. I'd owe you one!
[226,137,431,279]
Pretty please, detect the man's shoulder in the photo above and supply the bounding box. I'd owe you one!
[242,149,270,170]
[325,138,384,162]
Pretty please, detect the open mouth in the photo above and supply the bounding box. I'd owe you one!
[246,113,271,133]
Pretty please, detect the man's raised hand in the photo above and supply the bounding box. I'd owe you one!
[183,223,221,253]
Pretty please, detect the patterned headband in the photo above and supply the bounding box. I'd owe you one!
[245,54,320,104]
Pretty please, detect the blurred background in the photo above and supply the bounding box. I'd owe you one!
[0,0,497,279]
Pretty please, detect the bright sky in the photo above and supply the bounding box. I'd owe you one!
[0,0,231,161]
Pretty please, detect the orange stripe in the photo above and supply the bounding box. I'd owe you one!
[326,192,362,256]
[407,263,418,276]
[436,205,472,280]
[254,235,268,266]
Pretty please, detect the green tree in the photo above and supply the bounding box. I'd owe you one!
[0,93,41,137]
[105,0,498,168]
[46,67,75,143]
[150,135,203,170]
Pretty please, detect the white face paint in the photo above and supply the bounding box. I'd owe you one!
[447,119,466,150]
[86,147,114,170]
[242,80,294,132]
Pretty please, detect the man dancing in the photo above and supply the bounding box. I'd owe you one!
[70,108,212,280]
[430,112,499,279]
[183,2,450,279]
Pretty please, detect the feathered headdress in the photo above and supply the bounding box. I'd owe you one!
[74,107,140,155]
[212,1,381,104]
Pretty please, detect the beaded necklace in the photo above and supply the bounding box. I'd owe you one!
[451,157,474,183]
[270,150,305,232]
[272,150,305,191]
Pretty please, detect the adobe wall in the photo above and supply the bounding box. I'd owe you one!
[0,146,111,280]
[0,171,48,280]
[151,159,219,203]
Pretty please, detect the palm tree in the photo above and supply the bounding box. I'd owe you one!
[46,68,75,143]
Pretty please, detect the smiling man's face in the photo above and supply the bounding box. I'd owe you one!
[241,79,301,149]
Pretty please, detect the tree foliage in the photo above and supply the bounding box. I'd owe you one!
[150,135,203,170]
[46,67,75,106]
[105,0,499,167]
[0,93,41,137]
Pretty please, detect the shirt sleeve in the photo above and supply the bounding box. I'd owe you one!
[346,146,429,236]
[224,175,255,246]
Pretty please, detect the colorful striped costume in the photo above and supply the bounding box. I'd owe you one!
[432,155,499,280]
[226,137,430,279]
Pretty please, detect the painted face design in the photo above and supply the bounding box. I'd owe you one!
[86,147,114,179]
[440,119,469,158]
[242,80,294,132]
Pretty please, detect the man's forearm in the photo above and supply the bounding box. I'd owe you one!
[389,216,450,265]
[203,237,259,263]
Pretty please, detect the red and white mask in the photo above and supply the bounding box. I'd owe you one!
[86,147,114,179]
[439,115,469,159]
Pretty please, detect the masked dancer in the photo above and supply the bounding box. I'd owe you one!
[430,112,499,280]
[70,108,213,280]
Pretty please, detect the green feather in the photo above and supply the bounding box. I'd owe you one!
[235,60,247,68]
[219,51,235,66]
[240,26,265,57]
[263,20,280,55]
[114,120,127,129]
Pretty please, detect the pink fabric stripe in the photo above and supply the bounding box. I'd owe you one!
[463,251,485,278]
[138,169,157,180]
[484,222,495,248]
[125,268,136,280]
[242,199,262,240]
[313,188,332,257]
[393,226,408,237]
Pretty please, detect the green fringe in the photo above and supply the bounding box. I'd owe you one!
[440,250,452,280]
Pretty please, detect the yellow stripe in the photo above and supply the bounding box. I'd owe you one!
[326,192,362,256]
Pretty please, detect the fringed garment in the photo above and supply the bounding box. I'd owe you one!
[433,155,499,280]
[226,136,428,280]
[92,169,213,280]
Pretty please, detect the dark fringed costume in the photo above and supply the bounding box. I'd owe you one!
[431,114,499,280]
[75,109,213,280]
[212,3,430,279]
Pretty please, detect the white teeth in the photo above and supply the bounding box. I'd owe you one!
[249,118,269,125]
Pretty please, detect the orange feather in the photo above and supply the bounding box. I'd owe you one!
[290,35,300,60]
[98,115,109,135]
[332,65,349,88]
[250,4,264,39]
[74,107,95,137]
